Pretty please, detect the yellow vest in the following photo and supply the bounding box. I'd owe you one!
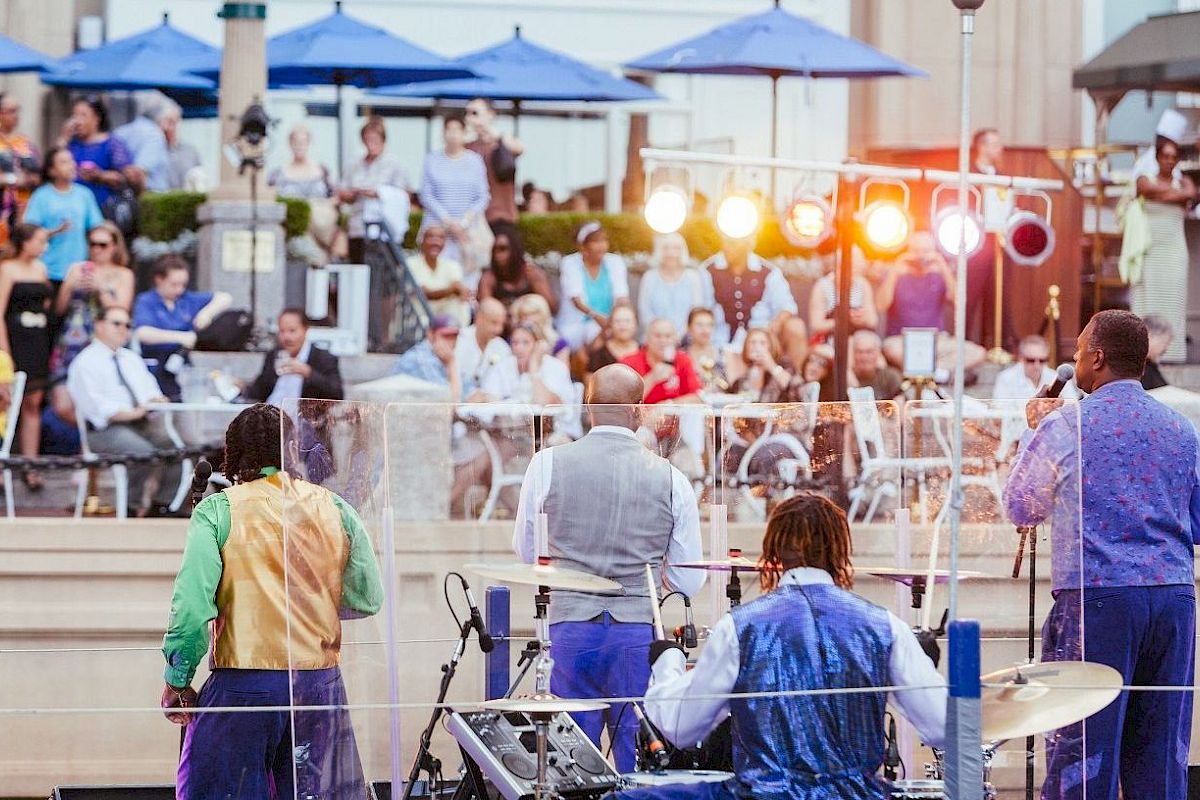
[212,474,347,671]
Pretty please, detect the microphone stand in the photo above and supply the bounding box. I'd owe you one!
[402,618,474,800]
[1012,525,1037,800]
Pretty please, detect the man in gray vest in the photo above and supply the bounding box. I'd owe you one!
[513,364,706,771]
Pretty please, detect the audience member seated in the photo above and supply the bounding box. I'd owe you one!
[132,255,231,401]
[685,306,728,392]
[49,220,134,427]
[0,223,51,489]
[699,231,797,347]
[556,221,629,350]
[878,232,984,373]
[407,225,470,327]
[848,330,903,401]
[768,311,810,385]
[392,314,462,399]
[992,334,1057,399]
[456,297,510,397]
[481,322,574,415]
[808,256,877,344]
[66,306,179,516]
[244,309,343,405]
[1142,313,1173,390]
[728,327,805,403]
[638,232,701,337]
[586,304,640,375]
[511,293,569,365]
[477,223,557,316]
[620,319,702,405]
[801,344,837,403]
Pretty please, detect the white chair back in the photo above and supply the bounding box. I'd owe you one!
[0,371,27,458]
[848,386,886,462]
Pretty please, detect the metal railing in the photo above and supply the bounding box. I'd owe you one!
[363,220,433,354]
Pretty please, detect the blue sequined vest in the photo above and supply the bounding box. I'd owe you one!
[727,583,894,800]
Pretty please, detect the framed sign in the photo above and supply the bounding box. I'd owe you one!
[220,229,276,273]
[901,327,939,379]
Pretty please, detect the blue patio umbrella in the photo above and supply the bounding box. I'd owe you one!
[42,15,217,91]
[192,1,475,168]
[0,33,51,74]
[625,0,925,156]
[374,26,659,133]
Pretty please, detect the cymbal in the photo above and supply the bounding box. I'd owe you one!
[981,661,1122,743]
[861,567,987,585]
[465,562,621,592]
[480,693,610,714]
[676,556,761,572]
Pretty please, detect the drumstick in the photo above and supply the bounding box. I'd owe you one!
[646,563,664,640]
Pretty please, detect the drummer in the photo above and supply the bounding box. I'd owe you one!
[618,493,946,799]
[512,363,706,772]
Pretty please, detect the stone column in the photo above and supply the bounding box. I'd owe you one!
[210,2,271,202]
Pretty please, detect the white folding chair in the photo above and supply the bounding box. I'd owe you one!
[476,425,529,522]
[847,386,950,524]
[2,371,27,519]
[74,414,128,520]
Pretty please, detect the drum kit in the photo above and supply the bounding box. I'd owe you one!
[462,557,1122,800]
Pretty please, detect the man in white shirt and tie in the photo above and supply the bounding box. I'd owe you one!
[67,306,178,516]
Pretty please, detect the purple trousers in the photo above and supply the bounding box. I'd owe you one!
[177,667,368,800]
[1040,585,1195,800]
[550,614,653,773]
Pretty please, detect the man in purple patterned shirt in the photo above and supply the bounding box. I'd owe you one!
[1004,310,1200,800]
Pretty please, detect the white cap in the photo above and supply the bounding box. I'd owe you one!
[1156,108,1188,144]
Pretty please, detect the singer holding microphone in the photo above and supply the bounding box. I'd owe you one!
[618,493,945,799]
[1003,310,1200,800]
[512,364,705,772]
[160,403,384,800]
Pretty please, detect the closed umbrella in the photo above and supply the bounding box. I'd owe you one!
[625,0,925,157]
[374,26,659,134]
[193,1,474,169]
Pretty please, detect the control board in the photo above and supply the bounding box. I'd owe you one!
[447,709,620,800]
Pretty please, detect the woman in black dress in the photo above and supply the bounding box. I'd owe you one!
[0,223,52,489]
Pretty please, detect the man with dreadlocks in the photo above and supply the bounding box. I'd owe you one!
[160,403,383,800]
[618,493,946,800]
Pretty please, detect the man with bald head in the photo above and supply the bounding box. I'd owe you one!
[513,363,705,771]
[455,297,510,396]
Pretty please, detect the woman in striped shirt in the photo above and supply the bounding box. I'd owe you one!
[419,112,490,283]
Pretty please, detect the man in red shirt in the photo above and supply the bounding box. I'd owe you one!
[621,319,703,404]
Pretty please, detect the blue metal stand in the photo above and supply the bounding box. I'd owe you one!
[946,619,984,800]
[484,586,510,700]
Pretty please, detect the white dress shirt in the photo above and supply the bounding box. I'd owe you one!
[992,363,1080,401]
[266,337,312,407]
[644,567,947,750]
[512,425,705,599]
[67,340,165,430]
[456,327,511,395]
[482,354,581,439]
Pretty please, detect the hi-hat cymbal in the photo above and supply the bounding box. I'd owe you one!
[861,567,987,585]
[981,661,1122,743]
[480,693,610,714]
[465,562,621,592]
[676,556,761,572]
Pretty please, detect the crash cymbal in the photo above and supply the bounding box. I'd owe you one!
[465,562,621,592]
[676,556,761,572]
[861,567,987,585]
[480,693,610,714]
[981,661,1122,743]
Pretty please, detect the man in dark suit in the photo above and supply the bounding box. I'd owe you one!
[245,309,343,404]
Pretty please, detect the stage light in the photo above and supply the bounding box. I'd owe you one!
[933,206,983,257]
[716,194,760,239]
[858,200,911,258]
[782,195,833,249]
[1004,211,1055,267]
[644,186,688,234]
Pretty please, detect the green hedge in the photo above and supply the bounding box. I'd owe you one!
[139,191,311,242]
[139,194,814,259]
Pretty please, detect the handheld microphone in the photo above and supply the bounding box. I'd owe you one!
[190,460,213,507]
[681,595,698,649]
[460,579,495,653]
[883,714,901,781]
[1044,363,1074,399]
[632,703,670,770]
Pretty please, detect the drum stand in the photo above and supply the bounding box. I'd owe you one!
[1013,525,1037,800]
[530,584,557,800]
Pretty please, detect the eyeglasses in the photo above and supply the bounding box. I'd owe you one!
[89,239,114,248]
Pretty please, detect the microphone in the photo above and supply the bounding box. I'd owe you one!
[460,579,495,653]
[189,460,213,507]
[883,714,901,781]
[681,595,698,649]
[632,702,670,770]
[1044,363,1074,399]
